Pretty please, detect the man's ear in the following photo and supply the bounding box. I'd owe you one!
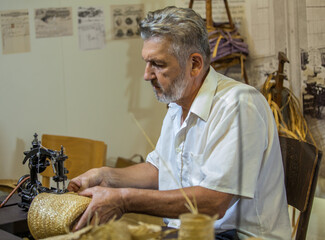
[190,53,204,77]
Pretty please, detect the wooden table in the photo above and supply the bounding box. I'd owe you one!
[0,194,178,239]
[0,194,30,240]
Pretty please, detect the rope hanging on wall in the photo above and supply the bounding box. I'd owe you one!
[189,0,249,84]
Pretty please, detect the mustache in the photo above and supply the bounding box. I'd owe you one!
[151,79,161,89]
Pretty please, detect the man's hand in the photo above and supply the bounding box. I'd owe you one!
[73,186,125,231]
[67,168,105,193]
[68,163,159,193]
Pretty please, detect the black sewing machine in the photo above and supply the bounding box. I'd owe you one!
[17,133,69,210]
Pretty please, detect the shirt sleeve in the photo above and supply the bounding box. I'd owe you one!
[199,93,269,198]
[146,149,159,169]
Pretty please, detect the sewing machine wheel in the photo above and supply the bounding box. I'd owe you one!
[31,156,49,174]
[17,174,31,193]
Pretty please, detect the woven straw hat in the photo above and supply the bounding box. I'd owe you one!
[28,192,91,239]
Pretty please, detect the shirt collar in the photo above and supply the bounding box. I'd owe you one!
[168,66,219,121]
[168,102,181,120]
[190,66,218,121]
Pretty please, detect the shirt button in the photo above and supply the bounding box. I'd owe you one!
[176,147,181,153]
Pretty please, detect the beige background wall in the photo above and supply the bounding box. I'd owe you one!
[1,1,325,239]
[1,0,324,188]
[0,0,175,180]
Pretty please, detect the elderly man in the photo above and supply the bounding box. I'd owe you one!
[68,6,291,239]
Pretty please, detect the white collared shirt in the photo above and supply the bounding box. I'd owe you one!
[146,67,291,239]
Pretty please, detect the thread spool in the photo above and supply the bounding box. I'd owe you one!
[178,213,214,240]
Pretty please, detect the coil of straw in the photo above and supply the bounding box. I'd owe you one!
[28,192,91,240]
[41,220,132,240]
[261,73,316,144]
[178,213,214,240]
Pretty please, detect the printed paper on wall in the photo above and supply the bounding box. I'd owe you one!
[35,7,73,38]
[78,7,106,50]
[111,4,143,40]
[0,9,30,54]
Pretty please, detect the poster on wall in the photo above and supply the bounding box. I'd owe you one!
[110,4,143,40]
[0,9,30,54]
[34,7,73,38]
[78,7,106,50]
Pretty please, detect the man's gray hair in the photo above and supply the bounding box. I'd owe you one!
[139,6,211,69]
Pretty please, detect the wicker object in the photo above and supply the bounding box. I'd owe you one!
[41,220,162,240]
[178,213,214,240]
[189,0,249,84]
[0,179,17,192]
[28,192,91,239]
[42,221,132,240]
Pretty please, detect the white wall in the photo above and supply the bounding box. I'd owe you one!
[0,0,175,180]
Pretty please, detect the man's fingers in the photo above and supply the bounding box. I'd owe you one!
[74,205,92,231]
[67,177,91,193]
[78,187,94,197]
[78,178,90,192]
[73,188,95,231]
[67,181,80,192]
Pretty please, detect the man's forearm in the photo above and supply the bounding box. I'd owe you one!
[100,162,159,189]
[120,186,233,219]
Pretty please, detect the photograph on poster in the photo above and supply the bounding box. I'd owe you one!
[34,7,73,38]
[110,4,143,40]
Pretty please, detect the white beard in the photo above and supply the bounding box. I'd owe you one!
[152,70,187,104]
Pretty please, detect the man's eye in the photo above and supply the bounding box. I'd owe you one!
[152,62,163,67]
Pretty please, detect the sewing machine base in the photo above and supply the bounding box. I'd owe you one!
[0,194,31,240]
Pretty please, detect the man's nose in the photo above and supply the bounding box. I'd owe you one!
[144,63,155,81]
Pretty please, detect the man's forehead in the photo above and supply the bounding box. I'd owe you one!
[142,38,170,51]
[141,39,172,60]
